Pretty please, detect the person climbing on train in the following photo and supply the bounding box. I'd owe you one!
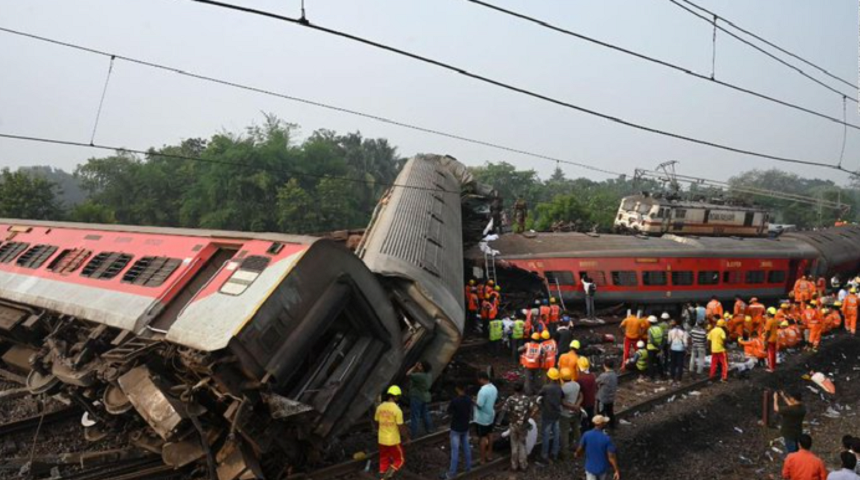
[558,339,581,382]
[706,296,724,320]
[511,316,526,361]
[747,297,766,334]
[539,329,558,371]
[708,319,729,382]
[646,315,664,381]
[582,275,597,320]
[843,288,858,335]
[520,333,543,395]
[626,341,649,376]
[548,297,561,335]
[488,315,504,355]
[619,311,642,368]
[375,385,408,479]
[764,307,780,372]
[689,319,708,376]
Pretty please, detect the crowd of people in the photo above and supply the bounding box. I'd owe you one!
[369,274,860,479]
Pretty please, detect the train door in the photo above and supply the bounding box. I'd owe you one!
[743,212,754,227]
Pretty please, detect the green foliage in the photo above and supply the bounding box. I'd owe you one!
[0,168,63,220]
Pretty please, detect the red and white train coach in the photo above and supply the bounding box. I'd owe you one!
[486,225,860,305]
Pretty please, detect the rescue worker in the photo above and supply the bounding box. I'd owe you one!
[539,300,552,330]
[708,319,729,382]
[733,295,747,320]
[625,340,649,375]
[619,311,642,368]
[804,301,823,351]
[548,298,561,335]
[763,307,779,372]
[520,333,542,395]
[558,340,581,382]
[843,288,858,335]
[539,330,558,371]
[466,286,479,318]
[826,303,843,332]
[742,315,755,340]
[794,274,812,304]
[488,315,503,355]
[816,276,827,298]
[727,311,744,340]
[511,317,526,361]
[706,296,724,320]
[738,332,766,377]
[375,385,408,478]
[489,285,501,314]
[480,295,496,334]
[746,297,766,334]
[526,300,543,335]
[646,316,664,380]
[465,279,475,303]
[556,316,573,356]
[775,302,790,325]
[484,279,495,299]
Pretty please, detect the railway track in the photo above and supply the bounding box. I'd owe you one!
[53,456,182,480]
[0,406,80,438]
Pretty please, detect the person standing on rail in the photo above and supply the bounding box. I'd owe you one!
[444,383,472,479]
[538,368,563,464]
[498,382,534,472]
[406,361,433,438]
[708,319,729,382]
[582,275,597,320]
[689,319,708,376]
[548,297,561,335]
[474,372,498,465]
[843,288,858,335]
[764,308,780,372]
[596,359,618,429]
[576,415,620,480]
[619,311,642,368]
[375,386,408,479]
[646,316,664,381]
[560,367,583,460]
[706,296,724,320]
[577,357,597,432]
[520,333,543,395]
[667,320,689,383]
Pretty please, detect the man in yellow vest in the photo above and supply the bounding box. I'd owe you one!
[375,385,408,478]
[488,316,503,355]
[646,316,664,380]
[511,317,525,361]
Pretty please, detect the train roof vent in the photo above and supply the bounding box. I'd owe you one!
[0,242,30,264]
[47,248,93,275]
[81,252,134,280]
[16,244,58,269]
[122,256,182,287]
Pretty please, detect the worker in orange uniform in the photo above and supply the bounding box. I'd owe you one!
[727,312,744,340]
[843,288,858,335]
[375,385,408,478]
[706,295,724,319]
[816,276,826,298]
[733,295,747,319]
[520,332,543,394]
[708,319,729,382]
[746,298,766,334]
[548,297,561,335]
[825,303,843,332]
[466,287,480,321]
[775,302,789,325]
[820,307,838,334]
[793,275,812,304]
[465,279,475,304]
[539,329,558,371]
[763,307,779,372]
[525,300,544,335]
[557,340,580,382]
[619,312,641,367]
[802,301,823,351]
[480,295,497,334]
[484,279,495,299]
[539,300,551,330]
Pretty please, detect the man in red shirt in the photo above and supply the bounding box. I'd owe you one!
[782,434,828,480]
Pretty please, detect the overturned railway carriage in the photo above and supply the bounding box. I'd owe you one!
[0,222,403,476]
[484,225,860,305]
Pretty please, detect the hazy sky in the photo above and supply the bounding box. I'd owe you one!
[1,0,857,185]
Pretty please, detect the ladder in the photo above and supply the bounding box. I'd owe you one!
[484,251,497,284]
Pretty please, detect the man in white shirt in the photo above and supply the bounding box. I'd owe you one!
[582,276,595,320]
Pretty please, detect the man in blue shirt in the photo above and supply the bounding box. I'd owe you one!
[576,415,620,480]
[474,372,498,465]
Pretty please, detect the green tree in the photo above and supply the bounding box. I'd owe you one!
[0,168,63,220]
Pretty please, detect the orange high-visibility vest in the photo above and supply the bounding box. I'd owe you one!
[540,339,558,369]
[539,306,551,324]
[521,342,541,369]
[549,305,561,323]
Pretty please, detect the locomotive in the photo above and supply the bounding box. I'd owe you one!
[482,225,860,306]
[614,194,770,237]
[0,154,471,479]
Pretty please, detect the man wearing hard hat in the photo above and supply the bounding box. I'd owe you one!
[375,385,407,478]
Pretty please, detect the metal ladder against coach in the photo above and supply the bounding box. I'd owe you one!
[484,250,497,284]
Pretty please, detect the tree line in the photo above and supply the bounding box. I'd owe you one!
[2,116,858,233]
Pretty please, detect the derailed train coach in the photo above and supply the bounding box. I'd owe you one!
[0,154,473,479]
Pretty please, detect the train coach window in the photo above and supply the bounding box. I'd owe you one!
[220,255,270,295]
[580,271,607,286]
[545,271,575,286]
[122,256,183,287]
[81,252,134,280]
[611,271,638,287]
[698,271,720,285]
[16,245,58,269]
[746,270,766,284]
[0,242,30,264]
[642,271,667,286]
[671,271,694,286]
[48,248,93,275]
[768,270,787,284]
[723,271,743,285]
[674,209,687,219]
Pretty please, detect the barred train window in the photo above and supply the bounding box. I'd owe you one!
[611,271,638,287]
[47,248,93,275]
[122,256,182,287]
[81,252,134,280]
[16,245,58,269]
[0,242,30,264]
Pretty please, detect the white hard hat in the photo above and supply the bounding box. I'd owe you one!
[636,340,645,348]
[648,315,658,323]
[661,312,670,320]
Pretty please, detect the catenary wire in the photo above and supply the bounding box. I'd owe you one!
[0,26,622,178]
[668,0,857,101]
[679,0,856,91]
[464,0,860,130]
[181,0,851,171]
[89,55,115,145]
[0,132,463,193]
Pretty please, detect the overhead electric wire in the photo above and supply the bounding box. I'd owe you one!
[181,0,850,172]
[465,0,860,132]
[0,132,460,193]
[679,0,856,91]
[668,0,857,102]
[0,26,622,178]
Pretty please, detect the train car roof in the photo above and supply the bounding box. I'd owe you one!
[784,225,860,268]
[482,231,819,259]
